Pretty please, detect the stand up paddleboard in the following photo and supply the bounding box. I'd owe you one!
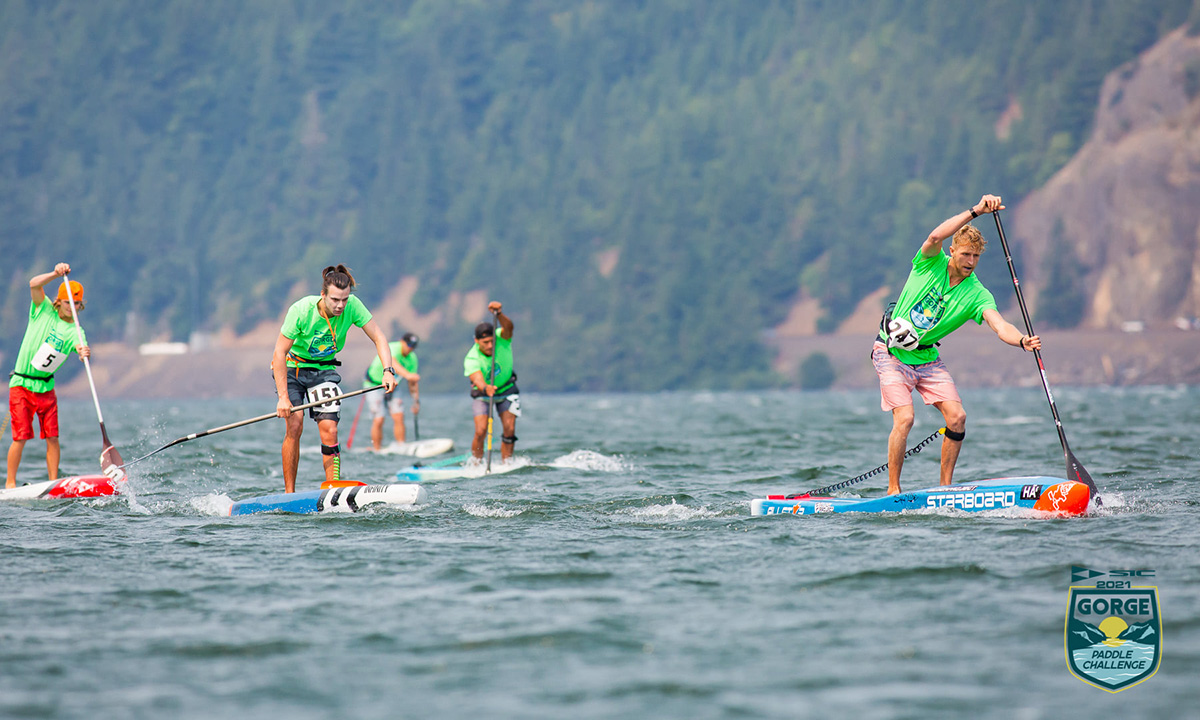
[0,475,121,501]
[229,483,426,516]
[376,438,454,458]
[396,457,525,482]
[751,477,1090,517]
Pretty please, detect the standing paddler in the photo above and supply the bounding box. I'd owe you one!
[6,263,91,488]
[272,265,397,492]
[873,194,1041,494]
[464,301,520,463]
[362,332,421,451]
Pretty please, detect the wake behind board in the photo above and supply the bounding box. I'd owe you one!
[376,438,454,458]
[751,477,1090,517]
[0,475,121,501]
[230,483,427,516]
[396,458,526,482]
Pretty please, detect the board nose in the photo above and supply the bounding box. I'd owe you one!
[1033,481,1090,516]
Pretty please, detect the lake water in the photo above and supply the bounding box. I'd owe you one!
[2,387,1197,719]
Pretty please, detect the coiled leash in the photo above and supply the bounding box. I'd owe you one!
[785,427,949,499]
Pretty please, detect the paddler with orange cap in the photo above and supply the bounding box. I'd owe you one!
[6,263,92,488]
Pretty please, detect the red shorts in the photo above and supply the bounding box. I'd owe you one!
[9,386,59,441]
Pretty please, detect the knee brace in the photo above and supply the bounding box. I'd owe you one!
[321,443,341,456]
[502,434,518,445]
[942,428,965,442]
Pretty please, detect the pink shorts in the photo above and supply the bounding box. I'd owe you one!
[871,341,961,411]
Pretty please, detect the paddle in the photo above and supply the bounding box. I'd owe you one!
[345,394,366,450]
[116,384,386,470]
[61,275,125,480]
[413,410,420,441]
[485,309,499,474]
[992,209,1101,505]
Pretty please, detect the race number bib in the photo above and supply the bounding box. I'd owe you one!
[305,381,342,413]
[30,341,69,375]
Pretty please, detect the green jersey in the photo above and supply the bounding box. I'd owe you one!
[463,333,516,395]
[885,250,997,365]
[9,298,87,393]
[364,341,418,387]
[280,295,372,369]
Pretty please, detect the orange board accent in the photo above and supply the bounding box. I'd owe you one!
[1032,481,1090,516]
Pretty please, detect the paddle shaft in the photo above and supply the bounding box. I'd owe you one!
[117,384,386,469]
[485,310,499,473]
[61,275,123,473]
[992,210,1100,503]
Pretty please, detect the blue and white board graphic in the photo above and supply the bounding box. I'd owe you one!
[751,476,1090,517]
[230,483,426,516]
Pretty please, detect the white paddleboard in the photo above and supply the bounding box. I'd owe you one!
[376,438,455,458]
[396,457,528,482]
[230,483,427,516]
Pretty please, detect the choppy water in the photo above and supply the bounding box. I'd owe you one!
[2,387,1197,719]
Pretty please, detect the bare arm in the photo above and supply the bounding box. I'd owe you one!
[468,370,494,397]
[273,334,294,417]
[361,319,398,392]
[920,195,1005,258]
[488,300,514,339]
[30,263,71,304]
[982,308,1041,351]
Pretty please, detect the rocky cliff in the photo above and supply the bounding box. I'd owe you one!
[1013,26,1200,329]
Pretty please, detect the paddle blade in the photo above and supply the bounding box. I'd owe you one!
[99,424,126,480]
[101,447,126,480]
[321,479,367,489]
[1066,448,1101,507]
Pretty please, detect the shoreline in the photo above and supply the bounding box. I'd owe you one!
[13,327,1200,401]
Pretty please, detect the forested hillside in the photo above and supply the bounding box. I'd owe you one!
[3,0,1197,391]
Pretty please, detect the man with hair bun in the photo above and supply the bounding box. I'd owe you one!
[6,263,92,488]
[872,194,1041,494]
[272,264,397,492]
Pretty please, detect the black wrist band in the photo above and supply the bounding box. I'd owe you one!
[970,208,979,219]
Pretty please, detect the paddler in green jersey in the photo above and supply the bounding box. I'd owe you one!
[361,332,421,451]
[272,264,398,492]
[872,194,1041,494]
[464,301,520,462]
[7,263,91,488]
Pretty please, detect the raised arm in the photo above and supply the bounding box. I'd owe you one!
[920,195,1004,258]
[30,263,71,304]
[488,300,513,339]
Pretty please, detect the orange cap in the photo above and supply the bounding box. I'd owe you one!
[56,280,84,303]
